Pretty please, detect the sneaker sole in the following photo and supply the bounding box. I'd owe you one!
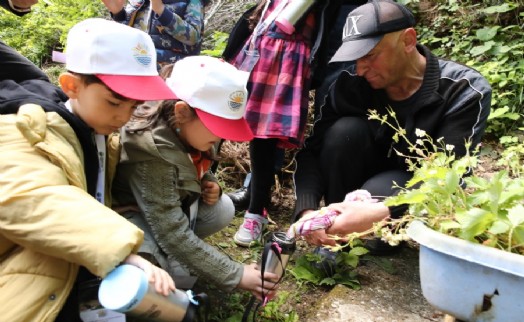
[233,232,259,247]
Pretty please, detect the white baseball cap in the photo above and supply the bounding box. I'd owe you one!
[65,18,176,101]
[166,56,254,142]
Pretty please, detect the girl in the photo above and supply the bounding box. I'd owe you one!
[112,56,278,299]
[229,0,318,246]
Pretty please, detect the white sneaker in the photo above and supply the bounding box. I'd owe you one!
[234,211,268,247]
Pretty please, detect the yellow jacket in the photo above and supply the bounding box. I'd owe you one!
[0,104,144,321]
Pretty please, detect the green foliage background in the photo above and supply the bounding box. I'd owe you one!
[0,0,106,65]
[1,0,523,138]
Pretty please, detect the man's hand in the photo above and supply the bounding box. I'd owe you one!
[101,0,126,14]
[201,180,220,205]
[326,200,390,235]
[304,228,338,247]
[297,209,338,246]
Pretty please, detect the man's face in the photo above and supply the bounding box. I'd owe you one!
[355,31,405,89]
[72,82,141,135]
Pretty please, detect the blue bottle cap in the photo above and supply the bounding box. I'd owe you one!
[98,264,149,312]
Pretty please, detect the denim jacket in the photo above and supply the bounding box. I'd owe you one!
[112,0,204,64]
[112,119,243,291]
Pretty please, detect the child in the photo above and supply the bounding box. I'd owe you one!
[112,55,279,299]
[228,0,318,246]
[0,18,176,322]
[102,0,207,67]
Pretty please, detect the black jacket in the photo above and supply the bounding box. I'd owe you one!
[293,45,492,218]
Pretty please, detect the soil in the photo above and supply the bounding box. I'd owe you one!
[199,3,508,319]
[193,139,504,321]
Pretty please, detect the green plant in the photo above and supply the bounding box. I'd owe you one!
[413,0,524,137]
[289,243,367,289]
[1,0,106,65]
[201,31,229,58]
[259,291,299,322]
[365,108,524,255]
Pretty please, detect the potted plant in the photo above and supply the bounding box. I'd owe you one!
[367,108,524,321]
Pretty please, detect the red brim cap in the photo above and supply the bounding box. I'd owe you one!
[195,108,254,142]
[96,74,177,101]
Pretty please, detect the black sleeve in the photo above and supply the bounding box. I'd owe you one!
[0,41,50,82]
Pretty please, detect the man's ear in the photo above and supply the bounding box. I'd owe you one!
[402,28,418,52]
[174,101,192,123]
[58,72,81,99]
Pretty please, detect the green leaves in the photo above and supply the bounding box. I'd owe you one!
[289,249,363,289]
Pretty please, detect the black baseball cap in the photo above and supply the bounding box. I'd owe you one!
[330,0,416,62]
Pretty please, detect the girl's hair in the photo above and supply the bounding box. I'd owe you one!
[126,100,215,159]
[159,63,175,81]
[248,0,268,30]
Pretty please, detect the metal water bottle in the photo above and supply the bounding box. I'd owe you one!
[98,264,197,322]
[275,0,317,34]
[260,232,296,278]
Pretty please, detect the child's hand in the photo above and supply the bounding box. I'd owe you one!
[201,180,220,205]
[101,0,126,14]
[238,263,279,301]
[123,254,176,296]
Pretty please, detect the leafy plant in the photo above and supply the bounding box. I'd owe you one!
[289,244,366,289]
[413,0,524,137]
[201,31,229,58]
[365,108,524,255]
[0,0,106,65]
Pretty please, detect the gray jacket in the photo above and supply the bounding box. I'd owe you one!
[112,118,243,291]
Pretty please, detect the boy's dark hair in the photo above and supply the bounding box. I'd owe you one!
[68,71,135,102]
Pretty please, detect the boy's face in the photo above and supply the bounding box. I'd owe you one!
[60,73,142,135]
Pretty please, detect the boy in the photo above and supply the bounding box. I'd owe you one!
[0,18,177,321]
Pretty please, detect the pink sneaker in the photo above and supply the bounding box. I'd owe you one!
[234,211,268,247]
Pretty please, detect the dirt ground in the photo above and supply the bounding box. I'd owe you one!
[193,138,503,321]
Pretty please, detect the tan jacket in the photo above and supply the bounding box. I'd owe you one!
[0,104,144,322]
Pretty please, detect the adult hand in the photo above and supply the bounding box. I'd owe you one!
[303,228,338,247]
[10,0,37,9]
[101,0,126,15]
[201,180,220,205]
[123,254,176,296]
[326,200,390,235]
[238,263,279,301]
[296,209,337,246]
[151,0,164,15]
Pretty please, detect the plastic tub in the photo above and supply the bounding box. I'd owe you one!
[407,221,524,321]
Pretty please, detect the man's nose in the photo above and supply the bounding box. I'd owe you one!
[356,58,368,76]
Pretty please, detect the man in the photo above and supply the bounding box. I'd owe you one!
[293,0,491,250]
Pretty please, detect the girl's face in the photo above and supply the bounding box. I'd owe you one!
[175,102,221,152]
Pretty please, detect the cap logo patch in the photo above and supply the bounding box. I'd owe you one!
[132,43,152,66]
[228,91,246,111]
[343,15,363,38]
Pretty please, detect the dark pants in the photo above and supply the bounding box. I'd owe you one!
[319,117,411,206]
[248,138,279,214]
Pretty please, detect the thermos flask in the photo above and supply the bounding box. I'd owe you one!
[259,232,296,278]
[275,0,317,34]
[98,264,196,322]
